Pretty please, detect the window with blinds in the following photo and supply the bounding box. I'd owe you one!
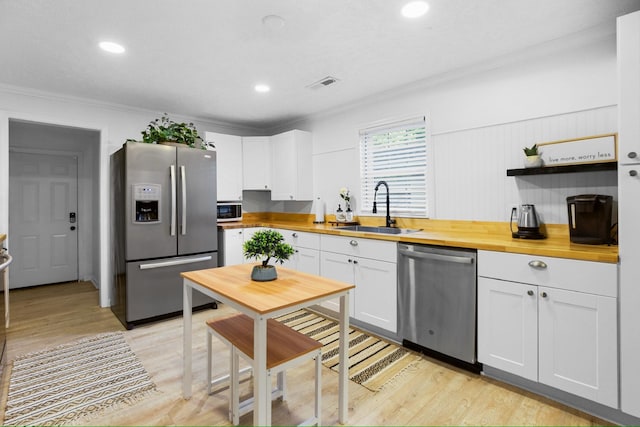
[359,117,428,217]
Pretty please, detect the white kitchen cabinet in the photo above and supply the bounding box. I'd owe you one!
[242,136,271,191]
[618,11,640,166]
[618,10,640,419]
[319,235,397,333]
[205,132,242,201]
[320,251,357,315]
[274,228,320,275]
[220,228,244,266]
[270,130,313,201]
[538,287,617,404]
[477,277,538,381]
[619,163,640,417]
[477,250,618,408]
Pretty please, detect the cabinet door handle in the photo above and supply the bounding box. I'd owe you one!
[541,291,548,298]
[348,259,353,263]
[629,151,637,159]
[353,260,358,264]
[527,290,534,296]
[292,232,298,238]
[630,170,638,177]
[528,260,547,269]
[349,240,358,246]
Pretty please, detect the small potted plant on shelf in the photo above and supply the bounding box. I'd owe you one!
[523,144,543,168]
[127,113,204,149]
[243,229,294,281]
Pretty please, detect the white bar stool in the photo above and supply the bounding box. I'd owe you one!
[206,313,322,426]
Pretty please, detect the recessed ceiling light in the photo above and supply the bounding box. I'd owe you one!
[254,84,271,93]
[401,1,429,18]
[99,41,125,54]
[262,14,285,30]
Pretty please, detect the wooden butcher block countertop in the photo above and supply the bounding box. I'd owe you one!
[0,234,5,244]
[219,213,618,264]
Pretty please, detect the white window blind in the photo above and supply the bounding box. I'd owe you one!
[359,117,427,217]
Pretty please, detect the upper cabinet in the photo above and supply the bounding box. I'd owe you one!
[270,130,313,201]
[619,11,640,165]
[205,132,243,201]
[242,136,271,191]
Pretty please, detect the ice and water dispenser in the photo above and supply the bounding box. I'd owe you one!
[132,184,161,223]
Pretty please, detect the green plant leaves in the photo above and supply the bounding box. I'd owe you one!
[243,230,295,267]
[137,113,203,148]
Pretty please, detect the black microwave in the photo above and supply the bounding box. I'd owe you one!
[217,202,242,222]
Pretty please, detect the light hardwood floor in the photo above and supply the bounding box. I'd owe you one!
[0,282,610,426]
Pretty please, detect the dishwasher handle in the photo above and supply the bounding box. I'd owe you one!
[398,247,474,264]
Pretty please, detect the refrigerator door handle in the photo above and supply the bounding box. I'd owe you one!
[139,255,212,270]
[170,165,177,236]
[180,165,187,235]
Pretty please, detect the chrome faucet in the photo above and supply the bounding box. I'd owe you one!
[372,180,395,228]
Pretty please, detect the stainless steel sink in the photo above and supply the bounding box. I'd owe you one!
[339,225,421,234]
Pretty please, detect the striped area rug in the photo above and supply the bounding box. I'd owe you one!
[4,332,156,426]
[276,310,422,392]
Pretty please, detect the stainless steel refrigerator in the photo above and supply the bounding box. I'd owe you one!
[111,142,217,329]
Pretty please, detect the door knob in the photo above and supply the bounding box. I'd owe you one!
[70,226,76,231]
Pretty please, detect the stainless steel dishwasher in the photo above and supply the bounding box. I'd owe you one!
[398,243,479,370]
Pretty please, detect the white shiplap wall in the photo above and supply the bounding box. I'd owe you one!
[433,106,618,224]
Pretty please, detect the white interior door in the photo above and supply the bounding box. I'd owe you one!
[9,151,79,288]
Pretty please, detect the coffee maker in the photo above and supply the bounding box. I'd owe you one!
[511,204,545,239]
[567,194,613,244]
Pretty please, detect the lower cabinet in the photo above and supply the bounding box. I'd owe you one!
[220,228,245,266]
[319,235,397,333]
[273,229,320,275]
[477,250,618,408]
[478,277,538,381]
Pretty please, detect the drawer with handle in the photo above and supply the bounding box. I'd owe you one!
[320,234,396,262]
[478,250,616,297]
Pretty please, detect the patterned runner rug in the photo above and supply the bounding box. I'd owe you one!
[4,332,156,426]
[276,310,422,392]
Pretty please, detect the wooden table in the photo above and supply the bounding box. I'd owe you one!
[181,264,355,426]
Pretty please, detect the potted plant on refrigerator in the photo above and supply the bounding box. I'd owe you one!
[127,113,205,149]
[523,144,543,168]
[243,229,294,281]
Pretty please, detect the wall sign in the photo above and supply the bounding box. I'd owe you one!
[538,133,617,167]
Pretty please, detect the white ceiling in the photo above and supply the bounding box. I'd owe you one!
[2,0,640,130]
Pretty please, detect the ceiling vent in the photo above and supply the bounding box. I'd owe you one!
[307,76,340,90]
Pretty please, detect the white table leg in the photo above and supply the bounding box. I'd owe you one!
[182,282,193,399]
[253,315,268,426]
[339,293,349,424]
